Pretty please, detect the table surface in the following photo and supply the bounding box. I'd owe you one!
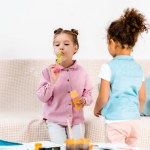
[0,141,149,150]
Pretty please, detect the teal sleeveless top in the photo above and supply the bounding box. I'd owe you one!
[102,55,143,120]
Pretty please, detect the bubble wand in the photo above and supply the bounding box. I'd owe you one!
[53,52,63,73]
[67,120,73,139]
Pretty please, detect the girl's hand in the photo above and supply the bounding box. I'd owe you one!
[76,97,86,108]
[49,64,60,84]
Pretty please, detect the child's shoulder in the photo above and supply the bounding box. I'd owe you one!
[76,63,87,72]
[75,63,90,77]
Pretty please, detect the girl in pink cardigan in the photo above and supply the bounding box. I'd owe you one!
[36,28,93,144]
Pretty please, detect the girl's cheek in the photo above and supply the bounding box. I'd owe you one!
[66,47,71,51]
[61,56,66,62]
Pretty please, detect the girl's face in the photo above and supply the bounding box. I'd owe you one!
[53,33,78,62]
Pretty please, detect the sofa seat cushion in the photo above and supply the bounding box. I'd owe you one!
[141,77,150,116]
[85,116,105,143]
[0,112,49,142]
[140,117,150,148]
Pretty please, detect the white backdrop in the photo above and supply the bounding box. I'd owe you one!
[0,0,150,60]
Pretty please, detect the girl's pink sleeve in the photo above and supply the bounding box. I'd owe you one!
[36,68,54,103]
[83,73,94,106]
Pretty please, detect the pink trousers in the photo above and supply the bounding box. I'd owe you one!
[105,119,140,146]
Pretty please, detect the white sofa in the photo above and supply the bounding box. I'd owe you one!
[0,59,150,148]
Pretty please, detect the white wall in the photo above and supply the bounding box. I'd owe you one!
[0,0,150,60]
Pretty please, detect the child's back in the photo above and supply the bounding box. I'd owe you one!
[102,56,143,120]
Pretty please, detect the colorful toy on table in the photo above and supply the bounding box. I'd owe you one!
[39,147,60,150]
[70,90,82,110]
[66,121,91,150]
[65,139,79,150]
[0,140,22,146]
[65,139,91,150]
[35,143,42,150]
[53,52,63,73]
[78,138,91,150]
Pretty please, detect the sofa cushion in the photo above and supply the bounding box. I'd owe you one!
[141,77,150,116]
[0,112,49,142]
[85,116,105,143]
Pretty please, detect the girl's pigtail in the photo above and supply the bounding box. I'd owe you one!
[122,8,149,35]
[54,28,63,34]
[71,29,79,36]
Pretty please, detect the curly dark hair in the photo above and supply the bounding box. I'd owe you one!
[107,8,149,48]
[53,28,79,49]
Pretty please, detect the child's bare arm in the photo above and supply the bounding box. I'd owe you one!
[139,81,146,112]
[94,79,110,117]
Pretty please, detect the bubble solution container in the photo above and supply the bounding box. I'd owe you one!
[34,143,42,150]
[70,90,81,110]
[65,138,90,150]
[78,138,90,150]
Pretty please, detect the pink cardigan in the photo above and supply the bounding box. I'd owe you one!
[36,61,93,126]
